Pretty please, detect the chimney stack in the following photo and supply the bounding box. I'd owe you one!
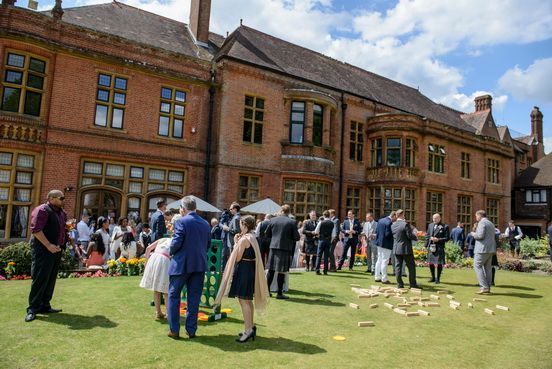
[474,94,492,112]
[530,106,545,161]
[189,0,211,46]
[2,0,17,6]
[52,0,63,21]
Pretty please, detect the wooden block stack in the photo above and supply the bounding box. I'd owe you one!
[430,294,440,300]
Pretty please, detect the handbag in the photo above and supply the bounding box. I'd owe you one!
[429,244,437,253]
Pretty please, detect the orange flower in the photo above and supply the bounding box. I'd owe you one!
[119,257,127,263]
[8,261,16,266]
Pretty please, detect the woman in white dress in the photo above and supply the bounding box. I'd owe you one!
[139,237,171,319]
[111,217,131,260]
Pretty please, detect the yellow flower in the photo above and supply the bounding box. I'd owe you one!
[8,261,16,266]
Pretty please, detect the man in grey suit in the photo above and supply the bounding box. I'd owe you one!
[265,204,300,299]
[471,210,497,294]
[391,209,419,289]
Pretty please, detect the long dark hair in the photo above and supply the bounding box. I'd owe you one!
[90,233,105,255]
[122,231,134,249]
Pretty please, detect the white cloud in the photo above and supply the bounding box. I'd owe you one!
[498,58,552,103]
[437,91,508,113]
[37,0,552,111]
[544,137,552,154]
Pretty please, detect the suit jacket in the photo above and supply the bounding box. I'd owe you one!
[265,215,300,252]
[473,217,497,254]
[227,212,241,247]
[425,222,450,247]
[169,212,211,275]
[341,219,362,243]
[302,219,318,246]
[375,216,394,250]
[391,219,418,255]
[330,216,340,241]
[450,227,465,246]
[150,210,166,242]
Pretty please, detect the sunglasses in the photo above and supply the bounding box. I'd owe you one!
[54,196,65,200]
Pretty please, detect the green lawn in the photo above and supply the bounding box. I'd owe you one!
[1,267,551,369]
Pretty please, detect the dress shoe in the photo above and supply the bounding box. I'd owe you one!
[236,327,256,343]
[167,331,180,339]
[316,271,322,275]
[435,279,440,284]
[323,271,328,275]
[410,285,421,290]
[186,331,197,339]
[336,266,342,271]
[25,312,36,322]
[40,308,62,313]
[374,279,382,282]
[276,294,289,300]
[397,285,405,289]
[381,280,391,284]
[429,278,435,283]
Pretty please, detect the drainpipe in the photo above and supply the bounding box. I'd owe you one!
[203,68,216,202]
[338,91,347,219]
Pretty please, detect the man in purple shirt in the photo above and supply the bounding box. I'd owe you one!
[25,189,68,322]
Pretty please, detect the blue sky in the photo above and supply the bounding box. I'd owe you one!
[36,0,552,152]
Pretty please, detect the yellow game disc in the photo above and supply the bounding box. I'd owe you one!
[198,316,208,321]
[221,308,233,313]
[333,336,346,341]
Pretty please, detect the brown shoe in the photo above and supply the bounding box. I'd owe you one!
[167,331,180,339]
[476,289,491,295]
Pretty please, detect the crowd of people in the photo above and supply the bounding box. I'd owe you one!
[24,188,552,344]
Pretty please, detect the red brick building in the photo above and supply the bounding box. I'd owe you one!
[0,0,545,242]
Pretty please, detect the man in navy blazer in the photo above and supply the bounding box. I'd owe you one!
[337,210,362,271]
[167,196,211,339]
[150,199,167,242]
[374,211,396,284]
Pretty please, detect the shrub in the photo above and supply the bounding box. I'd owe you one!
[461,258,474,268]
[537,260,552,274]
[520,237,549,258]
[0,242,32,276]
[59,248,79,272]
[445,241,463,264]
[413,241,427,262]
[499,258,523,272]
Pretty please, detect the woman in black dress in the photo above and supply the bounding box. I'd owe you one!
[215,215,269,343]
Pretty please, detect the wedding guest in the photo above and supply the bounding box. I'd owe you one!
[118,231,137,259]
[25,190,67,322]
[108,217,116,236]
[466,222,477,258]
[255,214,272,266]
[95,217,111,262]
[216,215,269,343]
[374,211,396,284]
[328,209,339,271]
[391,209,419,289]
[361,212,378,274]
[302,210,318,271]
[313,210,334,275]
[138,223,152,257]
[110,217,131,260]
[471,210,496,294]
[77,214,92,253]
[338,210,362,271]
[211,218,222,240]
[150,200,167,242]
[504,220,523,258]
[140,237,171,320]
[425,213,449,284]
[167,196,211,339]
[265,205,300,299]
[84,233,106,268]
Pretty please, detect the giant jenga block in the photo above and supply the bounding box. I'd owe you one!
[384,302,394,309]
[417,309,430,316]
[358,321,375,327]
[473,298,487,302]
[406,312,419,317]
[349,303,360,309]
[350,284,361,287]
[467,303,474,308]
[393,308,407,315]
[430,295,440,300]
[484,308,495,315]
[425,302,440,307]
[496,305,510,311]
[369,303,378,309]
[446,294,454,300]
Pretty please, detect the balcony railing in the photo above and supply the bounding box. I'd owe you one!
[0,121,44,143]
[366,166,420,181]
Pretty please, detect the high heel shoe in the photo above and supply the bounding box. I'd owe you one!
[238,325,256,337]
[236,327,256,343]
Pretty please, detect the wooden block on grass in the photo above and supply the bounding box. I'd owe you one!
[446,294,454,300]
[425,302,440,307]
[393,308,407,315]
[420,297,430,301]
[409,297,421,302]
[358,294,375,299]
[484,308,495,315]
[436,290,449,294]
[449,304,459,310]
[417,301,425,307]
[496,305,510,311]
[467,303,474,308]
[358,321,375,327]
[430,294,440,300]
[384,302,394,309]
[410,288,422,294]
[369,303,379,309]
[370,285,381,291]
[349,303,360,309]
[406,302,418,306]
[473,298,487,302]
[406,312,419,317]
[450,301,461,307]
[350,284,361,287]
[417,309,430,316]
[397,303,410,308]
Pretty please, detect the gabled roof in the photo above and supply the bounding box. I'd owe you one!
[41,2,224,60]
[514,135,537,146]
[515,153,552,187]
[460,110,499,139]
[216,26,476,133]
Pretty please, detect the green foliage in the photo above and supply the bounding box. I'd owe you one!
[59,248,79,272]
[445,241,464,264]
[413,241,428,261]
[520,237,550,258]
[461,257,474,268]
[0,242,32,276]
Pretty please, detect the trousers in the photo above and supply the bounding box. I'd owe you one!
[168,272,204,335]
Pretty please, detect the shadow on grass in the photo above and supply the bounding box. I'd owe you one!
[286,289,334,298]
[495,284,535,291]
[284,297,345,307]
[488,292,542,299]
[191,334,327,354]
[36,313,118,330]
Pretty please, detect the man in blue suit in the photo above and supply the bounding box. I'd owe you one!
[150,199,167,242]
[374,211,397,284]
[167,196,211,339]
[337,210,362,271]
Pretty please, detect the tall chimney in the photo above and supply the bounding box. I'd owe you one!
[531,106,545,160]
[474,94,492,112]
[189,0,211,46]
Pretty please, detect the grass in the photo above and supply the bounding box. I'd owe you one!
[1,267,551,369]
